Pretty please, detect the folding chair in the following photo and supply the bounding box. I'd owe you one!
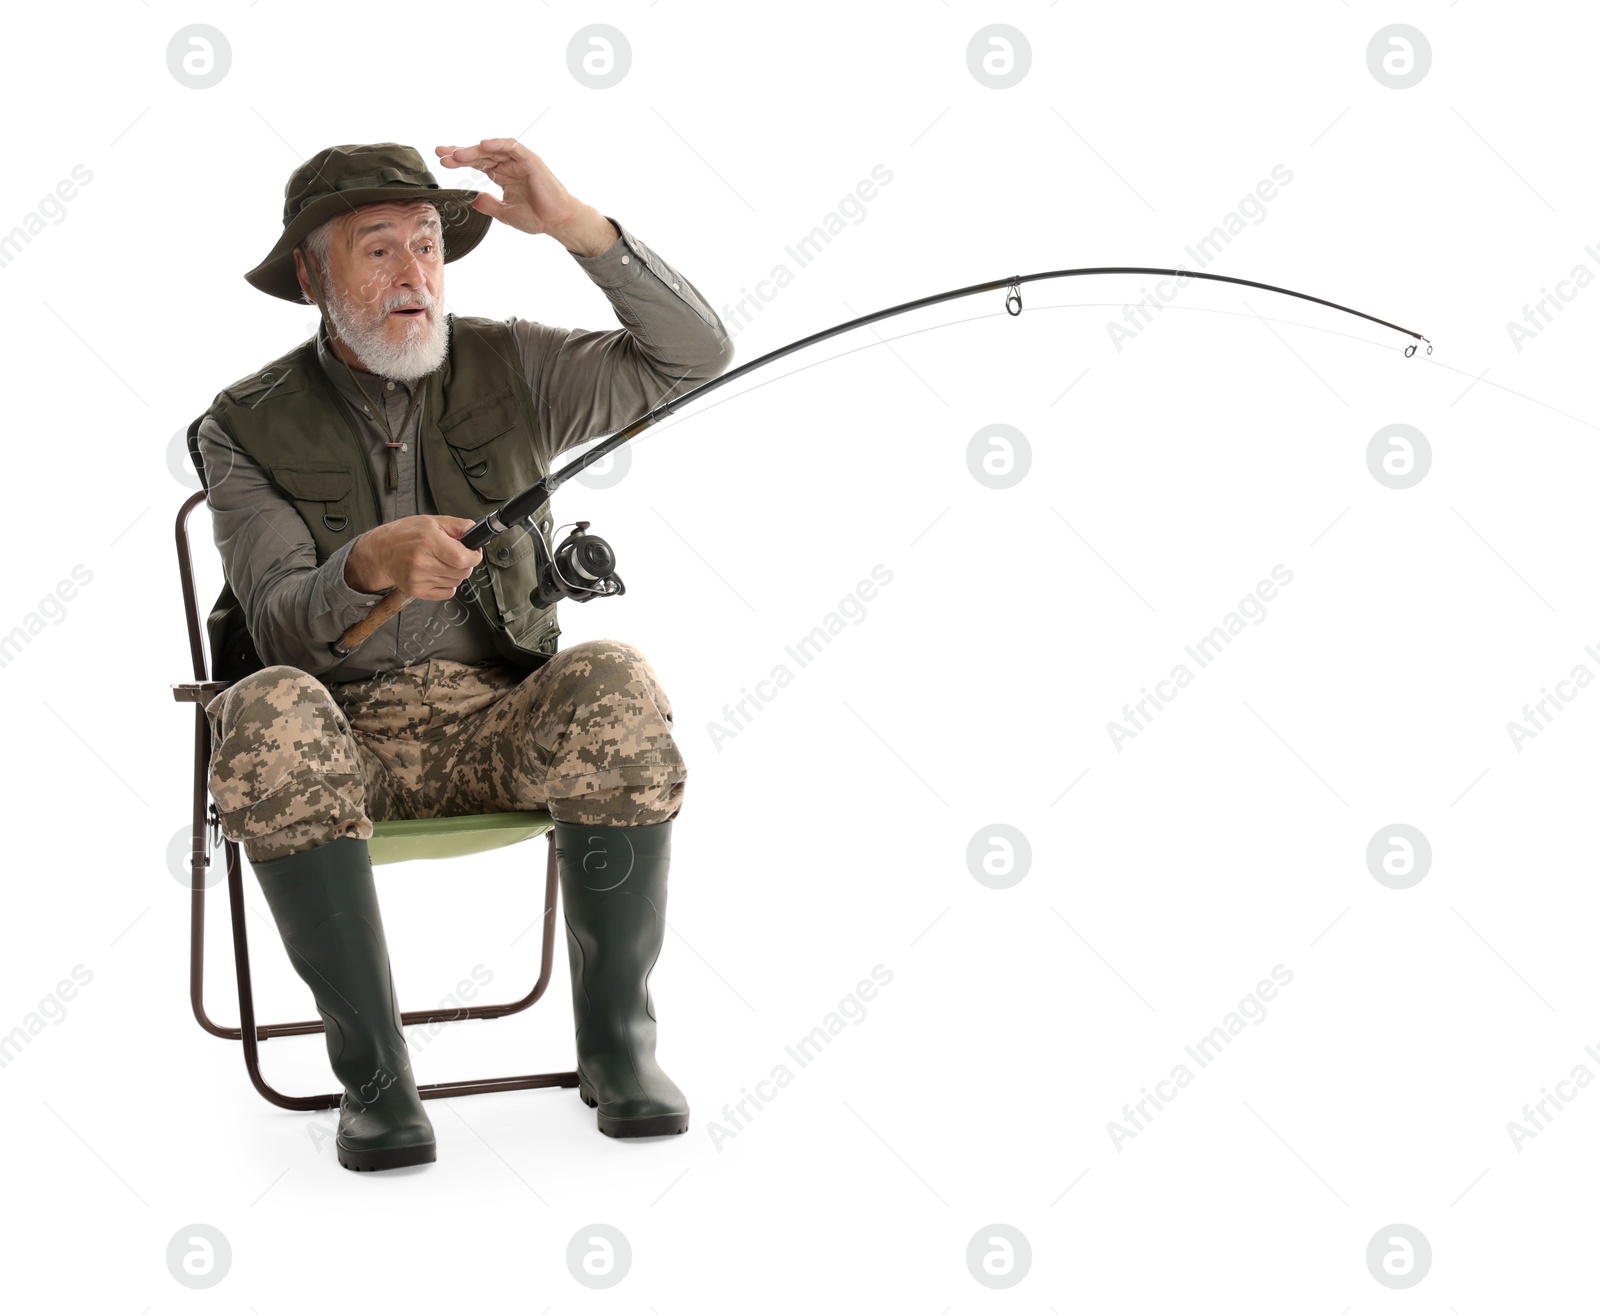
[172,483,579,1112]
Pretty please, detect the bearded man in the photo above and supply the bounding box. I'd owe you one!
[194,140,732,1171]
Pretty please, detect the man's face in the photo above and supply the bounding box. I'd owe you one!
[296,199,450,380]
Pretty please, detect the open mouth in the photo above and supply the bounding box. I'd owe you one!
[391,307,426,318]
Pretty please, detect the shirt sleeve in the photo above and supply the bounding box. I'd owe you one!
[196,412,388,679]
[509,214,736,467]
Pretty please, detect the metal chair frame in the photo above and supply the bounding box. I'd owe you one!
[172,487,578,1112]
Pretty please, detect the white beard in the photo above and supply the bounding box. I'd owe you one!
[323,281,449,382]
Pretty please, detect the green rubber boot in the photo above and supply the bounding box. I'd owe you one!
[553,817,690,1138]
[250,835,437,1172]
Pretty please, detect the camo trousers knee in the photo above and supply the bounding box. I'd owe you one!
[203,640,687,863]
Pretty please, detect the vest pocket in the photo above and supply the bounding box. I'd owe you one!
[484,520,537,623]
[268,462,356,547]
[477,519,559,653]
[440,387,526,501]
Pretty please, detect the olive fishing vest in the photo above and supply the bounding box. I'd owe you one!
[198,314,560,681]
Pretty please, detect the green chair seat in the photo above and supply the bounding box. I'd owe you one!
[367,810,555,866]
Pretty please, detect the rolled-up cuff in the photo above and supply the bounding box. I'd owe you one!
[309,538,391,637]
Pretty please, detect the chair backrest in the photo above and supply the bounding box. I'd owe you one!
[176,412,214,685]
[179,411,270,684]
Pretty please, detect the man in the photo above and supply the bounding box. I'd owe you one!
[195,140,733,1171]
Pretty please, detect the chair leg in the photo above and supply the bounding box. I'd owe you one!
[221,831,578,1112]
[189,709,235,1040]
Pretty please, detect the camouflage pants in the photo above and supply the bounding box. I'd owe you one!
[204,640,686,864]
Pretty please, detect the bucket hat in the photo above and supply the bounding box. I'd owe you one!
[244,141,490,302]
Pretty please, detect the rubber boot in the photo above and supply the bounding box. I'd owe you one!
[250,835,437,1172]
[553,816,690,1138]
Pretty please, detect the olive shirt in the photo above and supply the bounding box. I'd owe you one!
[196,215,733,684]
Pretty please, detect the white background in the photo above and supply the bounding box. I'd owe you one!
[1,1,1595,1308]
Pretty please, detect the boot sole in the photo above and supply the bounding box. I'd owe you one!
[579,1077,689,1138]
[337,1139,438,1172]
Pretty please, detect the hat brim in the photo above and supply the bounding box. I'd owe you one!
[244,186,491,303]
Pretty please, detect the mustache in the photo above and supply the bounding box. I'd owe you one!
[382,290,435,313]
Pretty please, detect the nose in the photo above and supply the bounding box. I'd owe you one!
[380,242,432,295]
[392,248,424,287]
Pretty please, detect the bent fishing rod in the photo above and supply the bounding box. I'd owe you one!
[332,265,1431,658]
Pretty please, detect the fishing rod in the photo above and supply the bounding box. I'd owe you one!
[331,266,1431,658]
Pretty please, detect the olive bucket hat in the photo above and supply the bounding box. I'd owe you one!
[244,141,491,303]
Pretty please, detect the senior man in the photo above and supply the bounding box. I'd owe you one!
[195,140,732,1171]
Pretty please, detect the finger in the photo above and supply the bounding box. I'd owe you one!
[475,137,533,160]
[434,146,507,176]
[418,569,467,598]
[472,191,509,220]
[434,144,487,168]
[433,540,482,571]
[449,142,537,180]
[436,141,525,171]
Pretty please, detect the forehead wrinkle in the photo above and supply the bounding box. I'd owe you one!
[343,205,443,248]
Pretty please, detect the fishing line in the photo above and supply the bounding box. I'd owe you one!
[592,298,1408,467]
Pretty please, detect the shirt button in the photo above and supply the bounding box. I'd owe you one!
[386,381,395,391]
[620,255,630,265]
[671,282,679,291]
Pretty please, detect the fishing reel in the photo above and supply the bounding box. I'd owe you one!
[529,520,625,608]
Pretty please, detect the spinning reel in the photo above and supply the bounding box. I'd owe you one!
[528,519,625,608]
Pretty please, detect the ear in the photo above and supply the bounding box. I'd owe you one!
[292,246,315,306]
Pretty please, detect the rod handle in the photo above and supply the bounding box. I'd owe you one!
[331,589,412,658]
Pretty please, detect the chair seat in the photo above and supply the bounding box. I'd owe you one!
[368,810,555,866]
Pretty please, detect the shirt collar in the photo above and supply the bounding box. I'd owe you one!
[314,319,425,406]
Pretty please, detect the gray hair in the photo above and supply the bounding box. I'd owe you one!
[299,201,442,306]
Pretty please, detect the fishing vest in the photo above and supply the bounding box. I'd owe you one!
[198,313,560,681]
